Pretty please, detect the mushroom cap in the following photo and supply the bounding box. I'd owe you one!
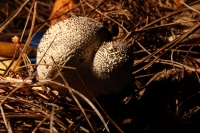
[37,17,133,101]
[90,41,133,95]
[37,16,111,80]
[92,41,133,79]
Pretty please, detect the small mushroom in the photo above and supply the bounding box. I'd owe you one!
[93,41,133,79]
[92,41,133,95]
[37,16,133,101]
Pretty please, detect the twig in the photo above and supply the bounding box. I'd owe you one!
[50,57,96,133]
[133,23,200,74]
[32,117,49,133]
[0,106,13,133]
[12,0,37,73]
[0,0,30,32]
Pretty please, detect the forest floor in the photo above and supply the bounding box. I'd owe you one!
[0,0,200,132]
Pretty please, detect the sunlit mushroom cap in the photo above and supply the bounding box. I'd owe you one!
[37,16,133,101]
[37,16,111,80]
[92,41,133,79]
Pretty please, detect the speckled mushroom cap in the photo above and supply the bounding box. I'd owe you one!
[37,16,111,79]
[92,41,133,79]
[37,16,133,101]
[91,41,133,96]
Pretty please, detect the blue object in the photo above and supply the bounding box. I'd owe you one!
[29,32,45,49]
[30,58,37,63]
[24,32,44,63]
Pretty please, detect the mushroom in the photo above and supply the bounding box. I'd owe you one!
[92,41,133,95]
[37,16,133,101]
